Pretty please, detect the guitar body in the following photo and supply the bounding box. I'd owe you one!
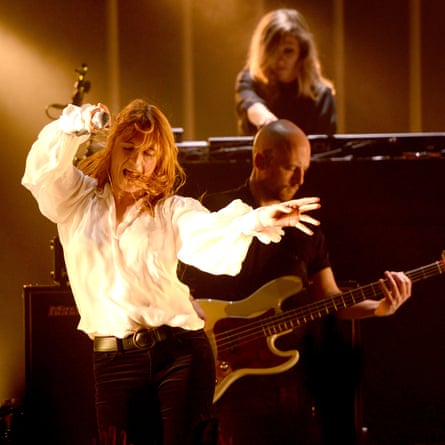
[197,275,304,403]
[198,255,445,403]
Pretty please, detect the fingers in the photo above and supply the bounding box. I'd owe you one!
[97,102,110,114]
[278,197,320,217]
[385,271,412,297]
[282,197,320,212]
[281,198,320,227]
[90,104,111,131]
[270,197,321,236]
[299,214,320,226]
[259,197,321,236]
[285,212,320,227]
[380,271,412,311]
[284,197,320,205]
[285,214,319,235]
[295,222,315,236]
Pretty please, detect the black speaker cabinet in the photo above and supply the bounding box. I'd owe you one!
[24,285,96,445]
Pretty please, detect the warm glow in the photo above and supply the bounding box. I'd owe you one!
[0,24,73,131]
[0,21,73,405]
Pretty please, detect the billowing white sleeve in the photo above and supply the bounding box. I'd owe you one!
[175,198,284,276]
[21,104,96,223]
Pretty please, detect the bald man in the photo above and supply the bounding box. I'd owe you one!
[180,119,411,445]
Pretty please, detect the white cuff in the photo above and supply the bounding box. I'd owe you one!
[58,104,95,135]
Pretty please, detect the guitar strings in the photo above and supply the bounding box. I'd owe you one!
[213,260,444,354]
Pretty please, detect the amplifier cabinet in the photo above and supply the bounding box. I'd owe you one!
[23,285,96,445]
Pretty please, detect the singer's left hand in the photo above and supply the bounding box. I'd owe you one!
[259,197,320,236]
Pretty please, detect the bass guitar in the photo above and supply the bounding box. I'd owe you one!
[197,253,445,403]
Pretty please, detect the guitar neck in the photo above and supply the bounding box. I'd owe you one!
[264,260,444,337]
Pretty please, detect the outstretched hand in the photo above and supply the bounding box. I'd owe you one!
[258,197,320,236]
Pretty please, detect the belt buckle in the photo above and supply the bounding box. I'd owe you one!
[133,328,157,349]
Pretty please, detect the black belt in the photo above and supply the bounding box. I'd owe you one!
[93,326,184,352]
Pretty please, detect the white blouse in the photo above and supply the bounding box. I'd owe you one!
[22,105,284,338]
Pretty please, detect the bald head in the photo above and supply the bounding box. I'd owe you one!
[253,119,310,158]
[249,119,311,204]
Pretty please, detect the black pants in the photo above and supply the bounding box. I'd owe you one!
[94,329,216,445]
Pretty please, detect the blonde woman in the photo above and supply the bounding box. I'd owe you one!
[236,8,337,136]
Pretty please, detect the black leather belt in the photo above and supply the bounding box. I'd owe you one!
[93,326,184,352]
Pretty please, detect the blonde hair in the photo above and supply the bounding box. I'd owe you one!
[247,8,334,100]
[77,99,186,213]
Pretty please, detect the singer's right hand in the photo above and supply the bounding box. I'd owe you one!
[88,103,111,133]
[60,103,109,136]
